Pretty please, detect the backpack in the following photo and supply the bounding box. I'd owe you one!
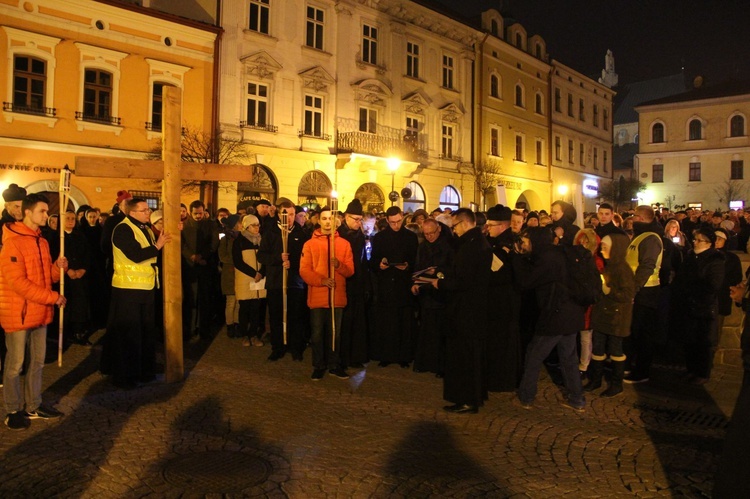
[560,244,603,306]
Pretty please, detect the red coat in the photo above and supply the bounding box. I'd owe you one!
[300,229,354,309]
[0,222,61,332]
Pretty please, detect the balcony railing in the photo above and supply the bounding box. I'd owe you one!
[145,122,161,131]
[75,111,121,126]
[298,130,331,141]
[335,118,427,162]
[438,153,463,162]
[3,102,56,117]
[240,121,278,133]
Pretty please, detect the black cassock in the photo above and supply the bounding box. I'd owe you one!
[439,226,492,407]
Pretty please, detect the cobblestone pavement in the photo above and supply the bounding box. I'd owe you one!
[0,328,740,498]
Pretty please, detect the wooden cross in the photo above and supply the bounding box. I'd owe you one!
[75,87,251,383]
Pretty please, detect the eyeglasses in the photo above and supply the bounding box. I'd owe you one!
[423,229,439,237]
[452,220,464,230]
[347,215,363,222]
[693,237,709,243]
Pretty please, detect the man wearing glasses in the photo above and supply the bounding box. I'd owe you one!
[369,206,418,368]
[417,208,492,413]
[103,198,172,389]
[623,205,664,385]
[337,199,370,369]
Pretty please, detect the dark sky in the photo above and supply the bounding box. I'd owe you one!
[433,0,750,86]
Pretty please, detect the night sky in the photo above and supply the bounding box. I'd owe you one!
[433,0,750,86]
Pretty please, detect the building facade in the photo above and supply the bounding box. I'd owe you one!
[473,9,551,211]
[550,60,614,214]
[635,81,750,211]
[0,0,218,211]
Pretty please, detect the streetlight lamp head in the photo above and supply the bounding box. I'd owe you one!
[557,185,569,196]
[387,157,400,172]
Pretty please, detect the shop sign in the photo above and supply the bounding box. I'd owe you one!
[583,179,599,197]
[0,162,69,174]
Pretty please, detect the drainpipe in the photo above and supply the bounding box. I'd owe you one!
[474,33,489,208]
[208,2,224,213]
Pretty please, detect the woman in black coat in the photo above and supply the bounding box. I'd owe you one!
[670,227,725,384]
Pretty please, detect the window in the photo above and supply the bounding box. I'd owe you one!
[593,147,598,169]
[603,150,608,172]
[579,143,585,166]
[441,124,454,158]
[442,55,454,89]
[406,116,419,136]
[83,69,113,122]
[731,160,744,180]
[652,122,664,143]
[515,33,523,48]
[567,93,573,117]
[362,24,378,65]
[403,181,426,213]
[306,6,324,50]
[406,42,419,78]
[12,55,46,113]
[653,164,664,183]
[593,104,599,127]
[603,108,609,130]
[303,94,323,137]
[579,98,585,121]
[490,74,500,98]
[535,43,542,59]
[689,119,702,140]
[358,107,377,133]
[555,136,561,161]
[490,127,499,156]
[568,140,574,163]
[535,139,543,165]
[514,84,524,107]
[246,82,269,126]
[554,88,561,112]
[535,93,543,114]
[491,20,499,36]
[149,82,170,131]
[439,185,460,211]
[249,0,270,34]
[689,162,701,181]
[730,115,745,137]
[515,135,524,161]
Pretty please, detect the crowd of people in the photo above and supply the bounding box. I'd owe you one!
[2,180,750,430]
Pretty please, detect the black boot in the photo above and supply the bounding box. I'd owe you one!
[583,359,604,392]
[601,359,625,398]
[226,324,236,338]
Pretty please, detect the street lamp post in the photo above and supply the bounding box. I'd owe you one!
[387,157,400,206]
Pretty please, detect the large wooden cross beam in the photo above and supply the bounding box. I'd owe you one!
[75,87,251,383]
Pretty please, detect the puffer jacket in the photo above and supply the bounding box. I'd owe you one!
[300,229,354,309]
[0,221,61,332]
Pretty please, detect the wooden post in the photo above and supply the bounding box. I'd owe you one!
[162,87,184,383]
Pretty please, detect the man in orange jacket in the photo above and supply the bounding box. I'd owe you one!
[0,193,68,430]
[300,206,354,381]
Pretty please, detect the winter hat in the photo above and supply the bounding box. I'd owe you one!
[2,183,26,202]
[150,210,163,225]
[116,190,132,203]
[720,219,735,231]
[226,214,241,230]
[714,229,728,241]
[242,214,260,229]
[486,204,512,222]
[254,199,271,208]
[344,198,364,216]
[695,226,717,245]
[526,211,540,223]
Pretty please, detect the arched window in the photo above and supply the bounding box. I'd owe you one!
[633,133,639,145]
[515,84,524,107]
[297,169,332,208]
[689,119,702,140]
[402,181,425,214]
[535,93,543,114]
[491,19,498,36]
[730,115,745,137]
[515,33,522,48]
[651,122,664,143]
[238,164,278,208]
[439,185,461,211]
[490,74,500,98]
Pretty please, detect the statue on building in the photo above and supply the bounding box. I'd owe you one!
[598,50,618,88]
